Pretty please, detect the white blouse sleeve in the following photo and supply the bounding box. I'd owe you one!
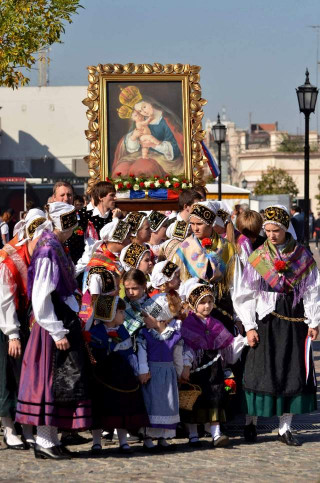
[0,264,20,339]
[87,274,103,295]
[136,334,149,374]
[173,340,184,377]
[32,258,69,342]
[220,334,248,365]
[232,260,259,332]
[303,267,320,328]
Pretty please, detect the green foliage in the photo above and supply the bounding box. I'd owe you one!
[277,133,318,153]
[0,0,82,88]
[315,176,320,206]
[254,166,299,197]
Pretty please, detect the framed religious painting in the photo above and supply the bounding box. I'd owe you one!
[83,63,207,206]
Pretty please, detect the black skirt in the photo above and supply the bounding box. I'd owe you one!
[244,295,317,397]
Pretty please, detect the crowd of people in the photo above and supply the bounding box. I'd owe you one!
[0,180,319,460]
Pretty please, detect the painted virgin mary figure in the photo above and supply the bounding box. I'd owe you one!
[111,86,184,178]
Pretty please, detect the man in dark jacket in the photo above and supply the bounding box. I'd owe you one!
[290,205,304,243]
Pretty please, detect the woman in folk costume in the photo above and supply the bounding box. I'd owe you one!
[77,219,131,327]
[137,292,183,451]
[158,218,190,262]
[84,295,149,455]
[15,202,92,460]
[172,201,237,335]
[172,201,236,285]
[233,205,319,446]
[179,280,247,448]
[0,210,49,450]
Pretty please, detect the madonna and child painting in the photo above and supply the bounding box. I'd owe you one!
[107,82,185,178]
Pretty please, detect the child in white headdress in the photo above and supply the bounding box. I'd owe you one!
[137,292,184,451]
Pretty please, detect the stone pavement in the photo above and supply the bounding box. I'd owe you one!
[1,244,320,482]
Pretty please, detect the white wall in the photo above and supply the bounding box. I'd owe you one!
[0,86,88,173]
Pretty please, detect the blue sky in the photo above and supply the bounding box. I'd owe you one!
[29,0,320,133]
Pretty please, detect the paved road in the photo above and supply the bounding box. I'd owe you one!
[1,243,320,482]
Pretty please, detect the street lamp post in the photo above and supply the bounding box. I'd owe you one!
[212,113,227,201]
[296,69,318,250]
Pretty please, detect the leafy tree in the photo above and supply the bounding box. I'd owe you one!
[253,166,299,197]
[0,0,82,89]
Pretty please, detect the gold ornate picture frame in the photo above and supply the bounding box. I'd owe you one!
[83,63,207,193]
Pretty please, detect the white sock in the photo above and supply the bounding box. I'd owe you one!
[158,437,169,447]
[210,423,221,441]
[36,425,55,449]
[117,428,128,448]
[245,415,258,426]
[2,417,23,446]
[92,429,102,446]
[49,426,60,446]
[187,423,199,441]
[144,437,155,448]
[22,424,35,443]
[279,413,293,436]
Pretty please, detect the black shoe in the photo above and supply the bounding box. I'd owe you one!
[91,444,102,455]
[21,435,36,449]
[278,431,302,447]
[142,443,158,453]
[244,423,257,443]
[57,445,74,457]
[34,443,71,460]
[60,433,90,446]
[157,438,176,452]
[3,435,28,450]
[119,444,134,455]
[188,438,203,448]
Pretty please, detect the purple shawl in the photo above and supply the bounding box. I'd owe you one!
[181,312,234,351]
[28,230,77,299]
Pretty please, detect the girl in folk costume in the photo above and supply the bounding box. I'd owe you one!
[15,203,92,460]
[120,242,153,276]
[147,211,169,261]
[179,280,247,448]
[77,219,131,327]
[137,292,183,452]
[233,205,319,446]
[85,295,149,455]
[0,210,49,450]
[148,260,188,329]
[212,200,253,267]
[126,211,151,247]
[122,269,162,339]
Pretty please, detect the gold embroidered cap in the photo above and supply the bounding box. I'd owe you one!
[126,212,148,236]
[94,295,118,322]
[87,267,117,294]
[190,203,216,225]
[148,211,167,232]
[263,206,290,230]
[48,202,78,232]
[26,217,46,239]
[188,284,214,310]
[120,242,149,271]
[216,209,230,225]
[162,261,178,278]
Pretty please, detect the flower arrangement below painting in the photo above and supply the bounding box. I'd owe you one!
[107,172,193,193]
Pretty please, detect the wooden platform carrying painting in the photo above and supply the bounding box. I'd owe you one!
[82,63,207,210]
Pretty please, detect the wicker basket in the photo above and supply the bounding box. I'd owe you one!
[179,383,202,411]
